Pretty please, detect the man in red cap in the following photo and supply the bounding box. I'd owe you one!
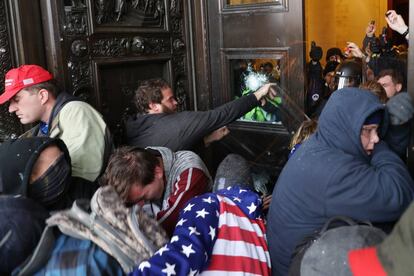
[0,64,111,199]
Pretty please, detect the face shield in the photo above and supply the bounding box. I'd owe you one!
[335,76,360,90]
[334,61,363,90]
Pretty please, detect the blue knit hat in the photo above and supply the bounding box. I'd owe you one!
[364,110,382,125]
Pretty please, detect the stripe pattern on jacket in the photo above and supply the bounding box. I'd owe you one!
[202,194,270,275]
[131,186,271,276]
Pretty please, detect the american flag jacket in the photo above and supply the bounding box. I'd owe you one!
[131,186,271,276]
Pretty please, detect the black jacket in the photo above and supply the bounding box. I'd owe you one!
[126,94,259,151]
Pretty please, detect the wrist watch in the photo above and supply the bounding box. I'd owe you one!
[402,27,409,37]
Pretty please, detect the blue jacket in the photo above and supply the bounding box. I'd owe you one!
[267,88,414,276]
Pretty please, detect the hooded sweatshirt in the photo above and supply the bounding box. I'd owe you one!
[267,87,414,275]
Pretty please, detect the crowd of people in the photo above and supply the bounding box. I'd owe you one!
[0,9,414,276]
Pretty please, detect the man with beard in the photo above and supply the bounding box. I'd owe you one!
[125,79,276,151]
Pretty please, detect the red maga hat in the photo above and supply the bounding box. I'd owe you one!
[0,64,53,104]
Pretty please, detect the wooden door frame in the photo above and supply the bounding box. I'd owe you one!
[187,0,212,111]
[407,4,414,174]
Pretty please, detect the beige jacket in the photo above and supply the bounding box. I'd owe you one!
[23,101,110,182]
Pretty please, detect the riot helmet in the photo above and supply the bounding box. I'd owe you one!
[334,60,363,90]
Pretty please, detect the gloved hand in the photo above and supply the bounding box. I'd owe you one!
[386,92,414,125]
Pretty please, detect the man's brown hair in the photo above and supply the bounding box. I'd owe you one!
[100,146,160,202]
[376,69,403,86]
[360,81,388,104]
[25,80,60,98]
[134,78,170,113]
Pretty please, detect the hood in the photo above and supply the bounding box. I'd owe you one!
[0,137,71,196]
[316,87,385,159]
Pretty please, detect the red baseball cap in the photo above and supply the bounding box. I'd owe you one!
[0,64,53,104]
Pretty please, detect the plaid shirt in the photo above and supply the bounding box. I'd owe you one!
[33,234,124,275]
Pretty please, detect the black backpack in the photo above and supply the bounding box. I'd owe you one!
[288,216,386,276]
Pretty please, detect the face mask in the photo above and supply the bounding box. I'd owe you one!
[29,153,71,209]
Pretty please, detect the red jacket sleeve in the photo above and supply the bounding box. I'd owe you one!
[157,167,210,236]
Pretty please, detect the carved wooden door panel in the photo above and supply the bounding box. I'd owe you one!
[0,1,19,141]
[40,0,192,144]
[191,0,305,188]
[0,0,44,142]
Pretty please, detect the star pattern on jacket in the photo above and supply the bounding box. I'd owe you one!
[183,203,194,213]
[161,262,176,276]
[156,245,169,256]
[138,261,150,271]
[233,196,241,202]
[208,226,216,241]
[202,196,214,204]
[247,202,257,214]
[176,218,187,226]
[195,208,209,218]
[188,226,200,236]
[131,186,265,276]
[181,244,195,258]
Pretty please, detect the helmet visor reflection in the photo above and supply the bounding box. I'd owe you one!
[336,77,357,90]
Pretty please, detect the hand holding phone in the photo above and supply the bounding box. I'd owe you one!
[385,10,408,35]
[366,21,376,37]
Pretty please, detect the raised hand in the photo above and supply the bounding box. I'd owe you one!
[366,21,376,37]
[385,10,408,37]
[253,83,277,106]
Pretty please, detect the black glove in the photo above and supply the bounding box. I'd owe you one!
[386,92,414,125]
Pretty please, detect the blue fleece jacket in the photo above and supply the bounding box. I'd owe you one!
[267,88,414,276]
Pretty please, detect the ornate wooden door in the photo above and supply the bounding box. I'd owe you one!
[38,0,193,144]
[190,0,305,189]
